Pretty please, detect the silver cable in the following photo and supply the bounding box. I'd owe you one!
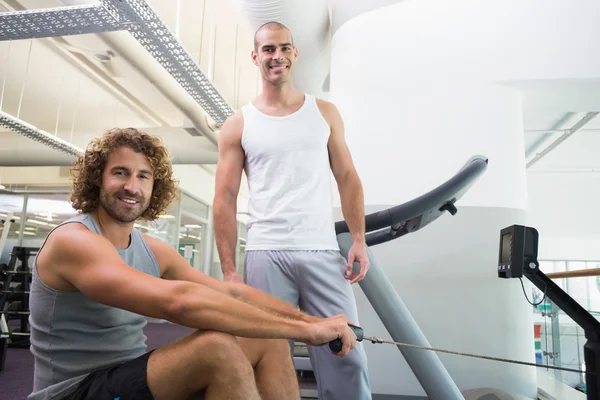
[364,336,591,376]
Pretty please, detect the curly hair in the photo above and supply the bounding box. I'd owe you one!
[70,128,179,221]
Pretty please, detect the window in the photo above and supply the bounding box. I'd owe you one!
[236,221,247,275]
[135,200,180,249]
[177,193,208,271]
[0,195,24,265]
[567,261,589,310]
[181,194,208,220]
[586,261,600,313]
[20,193,76,248]
[536,259,600,314]
[178,219,206,271]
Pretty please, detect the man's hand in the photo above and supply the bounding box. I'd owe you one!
[223,269,244,283]
[304,315,357,357]
[345,240,370,284]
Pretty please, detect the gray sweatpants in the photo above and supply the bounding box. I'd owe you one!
[244,250,372,400]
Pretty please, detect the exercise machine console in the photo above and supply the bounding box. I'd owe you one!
[498,225,600,400]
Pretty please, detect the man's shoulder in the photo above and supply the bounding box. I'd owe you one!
[315,97,337,112]
[223,109,244,128]
[39,222,106,264]
[219,109,245,143]
[140,232,181,277]
[140,232,163,250]
[140,232,174,260]
[314,98,341,126]
[46,222,94,248]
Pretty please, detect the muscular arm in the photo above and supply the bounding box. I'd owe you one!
[320,100,366,243]
[157,237,317,323]
[213,112,245,278]
[319,100,370,283]
[40,224,314,342]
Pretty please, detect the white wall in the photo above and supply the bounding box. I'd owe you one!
[526,172,600,260]
[172,165,219,207]
[0,166,70,186]
[173,164,249,221]
[333,0,600,84]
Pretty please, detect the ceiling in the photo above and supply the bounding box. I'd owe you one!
[0,0,597,184]
[518,79,600,172]
[0,0,260,167]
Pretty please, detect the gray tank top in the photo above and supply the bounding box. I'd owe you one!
[28,213,160,400]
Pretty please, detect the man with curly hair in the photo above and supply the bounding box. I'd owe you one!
[28,128,358,400]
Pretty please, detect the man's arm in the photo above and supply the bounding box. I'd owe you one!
[213,111,245,282]
[318,99,370,283]
[38,223,347,345]
[155,236,319,323]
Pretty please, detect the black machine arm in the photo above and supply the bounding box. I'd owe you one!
[499,225,600,400]
[334,155,488,247]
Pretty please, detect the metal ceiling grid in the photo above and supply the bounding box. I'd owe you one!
[0,110,84,156]
[0,0,232,156]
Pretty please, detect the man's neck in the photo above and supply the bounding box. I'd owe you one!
[259,80,301,107]
[91,209,134,249]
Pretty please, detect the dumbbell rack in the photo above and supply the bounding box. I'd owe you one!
[0,246,38,371]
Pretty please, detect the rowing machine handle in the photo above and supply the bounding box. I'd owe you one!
[329,324,364,353]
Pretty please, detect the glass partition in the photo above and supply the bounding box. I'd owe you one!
[20,193,77,247]
[587,261,600,312]
[535,260,600,313]
[537,299,587,392]
[177,193,208,271]
[0,189,229,279]
[135,199,180,250]
[181,194,209,220]
[532,259,600,394]
[178,218,206,270]
[0,194,25,265]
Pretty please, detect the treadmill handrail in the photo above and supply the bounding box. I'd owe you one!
[335,155,488,238]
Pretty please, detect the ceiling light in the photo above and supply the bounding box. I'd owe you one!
[0,111,83,157]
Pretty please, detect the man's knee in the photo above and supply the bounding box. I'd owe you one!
[268,338,294,360]
[188,331,250,369]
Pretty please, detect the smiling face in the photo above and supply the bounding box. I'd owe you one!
[252,26,297,86]
[99,146,154,223]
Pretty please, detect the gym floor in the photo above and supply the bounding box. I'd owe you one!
[0,322,421,399]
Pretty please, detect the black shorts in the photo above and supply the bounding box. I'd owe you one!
[61,351,154,400]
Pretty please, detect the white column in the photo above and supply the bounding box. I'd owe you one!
[326,0,578,397]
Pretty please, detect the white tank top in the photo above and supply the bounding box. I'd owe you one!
[241,93,339,251]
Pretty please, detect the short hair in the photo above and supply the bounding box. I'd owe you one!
[70,128,179,221]
[254,21,294,51]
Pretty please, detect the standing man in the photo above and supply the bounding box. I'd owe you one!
[214,21,372,399]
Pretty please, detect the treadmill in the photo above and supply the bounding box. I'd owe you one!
[294,155,489,399]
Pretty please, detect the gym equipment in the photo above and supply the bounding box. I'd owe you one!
[0,246,37,371]
[0,213,13,261]
[323,161,592,399]
[498,224,600,400]
[333,155,488,400]
[329,324,588,374]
